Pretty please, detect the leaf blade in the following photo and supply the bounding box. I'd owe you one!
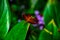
[5,20,30,40]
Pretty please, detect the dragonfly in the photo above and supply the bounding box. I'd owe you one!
[22,14,38,24]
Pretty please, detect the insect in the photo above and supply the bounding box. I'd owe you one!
[22,14,38,24]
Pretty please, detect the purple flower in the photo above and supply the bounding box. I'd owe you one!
[34,10,45,30]
[38,21,44,24]
[35,10,39,15]
[39,26,44,30]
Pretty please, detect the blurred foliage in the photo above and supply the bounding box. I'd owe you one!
[0,0,60,40]
[0,0,11,40]
[5,20,30,40]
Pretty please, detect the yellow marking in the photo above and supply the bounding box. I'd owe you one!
[48,0,55,4]
[49,19,56,26]
[50,32,52,34]
[27,23,30,30]
[44,28,52,35]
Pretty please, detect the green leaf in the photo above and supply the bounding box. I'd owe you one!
[38,19,60,40]
[53,1,60,27]
[5,20,30,40]
[38,21,53,40]
[43,0,56,26]
[0,0,11,39]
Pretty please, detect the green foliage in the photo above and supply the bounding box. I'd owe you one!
[5,20,30,40]
[38,19,60,40]
[0,10,11,39]
[0,0,11,39]
[38,21,53,40]
[25,9,34,14]
[43,1,54,26]
[0,0,60,40]
[11,4,19,11]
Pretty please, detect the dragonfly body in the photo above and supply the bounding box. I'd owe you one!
[23,14,38,24]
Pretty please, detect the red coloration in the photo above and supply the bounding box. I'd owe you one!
[23,14,38,24]
[58,29,60,32]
